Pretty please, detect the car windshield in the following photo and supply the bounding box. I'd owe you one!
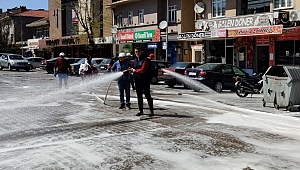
[9,55,24,60]
[197,63,219,70]
[170,62,189,69]
[101,59,111,64]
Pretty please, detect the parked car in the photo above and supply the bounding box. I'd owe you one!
[0,54,31,71]
[26,57,45,69]
[184,63,256,92]
[70,58,105,76]
[162,62,202,87]
[98,58,116,71]
[40,57,81,73]
[150,60,173,84]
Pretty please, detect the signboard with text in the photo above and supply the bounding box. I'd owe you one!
[177,31,211,40]
[117,32,134,42]
[134,30,160,42]
[228,25,283,37]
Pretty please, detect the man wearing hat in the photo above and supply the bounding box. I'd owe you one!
[53,52,71,89]
[111,53,132,109]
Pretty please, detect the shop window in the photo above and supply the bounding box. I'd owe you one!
[274,0,293,9]
[213,0,226,17]
[168,5,177,22]
[276,40,300,66]
[237,0,270,15]
[138,9,144,24]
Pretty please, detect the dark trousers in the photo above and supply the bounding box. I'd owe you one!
[135,81,153,113]
[118,80,131,106]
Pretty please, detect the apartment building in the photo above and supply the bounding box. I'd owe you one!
[0,7,48,55]
[108,0,195,62]
[181,0,300,75]
[39,0,113,58]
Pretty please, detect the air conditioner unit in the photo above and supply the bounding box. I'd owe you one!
[289,10,300,22]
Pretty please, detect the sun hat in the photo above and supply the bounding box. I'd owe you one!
[59,52,65,56]
[118,53,126,58]
[125,53,132,57]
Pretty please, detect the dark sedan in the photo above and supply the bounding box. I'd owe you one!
[185,63,255,92]
[40,57,81,73]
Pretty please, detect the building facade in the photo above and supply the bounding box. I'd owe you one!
[39,0,113,59]
[181,0,300,75]
[0,6,48,55]
[108,0,195,63]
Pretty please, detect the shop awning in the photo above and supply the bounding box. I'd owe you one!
[20,45,39,50]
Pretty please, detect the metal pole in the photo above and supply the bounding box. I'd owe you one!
[293,40,296,66]
[165,0,169,62]
[21,16,23,56]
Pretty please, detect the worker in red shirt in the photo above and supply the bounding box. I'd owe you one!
[130,47,154,117]
[53,52,71,89]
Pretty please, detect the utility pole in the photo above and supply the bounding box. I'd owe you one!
[20,16,23,56]
[165,0,169,62]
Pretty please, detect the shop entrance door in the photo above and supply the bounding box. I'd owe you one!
[226,47,234,64]
[257,46,269,73]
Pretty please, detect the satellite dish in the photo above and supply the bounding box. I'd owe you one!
[111,25,118,34]
[159,20,168,29]
[194,2,205,14]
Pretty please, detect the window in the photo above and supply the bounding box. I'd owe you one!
[274,0,293,9]
[237,0,270,15]
[138,9,144,24]
[117,13,122,27]
[213,0,226,17]
[168,5,177,22]
[128,11,133,25]
[43,27,49,38]
[36,28,42,38]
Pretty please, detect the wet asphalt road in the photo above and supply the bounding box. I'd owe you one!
[0,69,300,170]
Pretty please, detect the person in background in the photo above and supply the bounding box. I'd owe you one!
[79,55,93,80]
[111,53,132,109]
[126,52,135,90]
[130,47,154,117]
[149,53,155,60]
[54,52,71,89]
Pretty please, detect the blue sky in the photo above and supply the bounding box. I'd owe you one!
[0,0,48,12]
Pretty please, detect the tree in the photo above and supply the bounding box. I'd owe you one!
[58,0,105,57]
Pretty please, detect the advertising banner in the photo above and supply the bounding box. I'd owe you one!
[228,25,283,37]
[117,32,134,42]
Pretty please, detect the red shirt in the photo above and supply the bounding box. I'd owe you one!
[54,58,71,74]
[134,59,149,74]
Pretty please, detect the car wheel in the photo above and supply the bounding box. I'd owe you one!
[8,64,12,71]
[29,65,33,70]
[184,84,190,89]
[214,81,223,93]
[150,76,158,84]
[166,82,175,88]
[25,69,29,72]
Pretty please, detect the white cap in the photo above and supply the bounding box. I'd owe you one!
[125,53,132,57]
[118,53,126,58]
[59,52,65,56]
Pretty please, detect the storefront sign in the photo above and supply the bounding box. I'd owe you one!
[28,39,39,46]
[277,36,300,41]
[117,32,134,42]
[256,36,269,45]
[177,31,211,40]
[228,25,283,37]
[196,13,273,30]
[45,36,80,46]
[147,43,158,49]
[211,29,227,38]
[282,27,300,35]
[134,30,160,42]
